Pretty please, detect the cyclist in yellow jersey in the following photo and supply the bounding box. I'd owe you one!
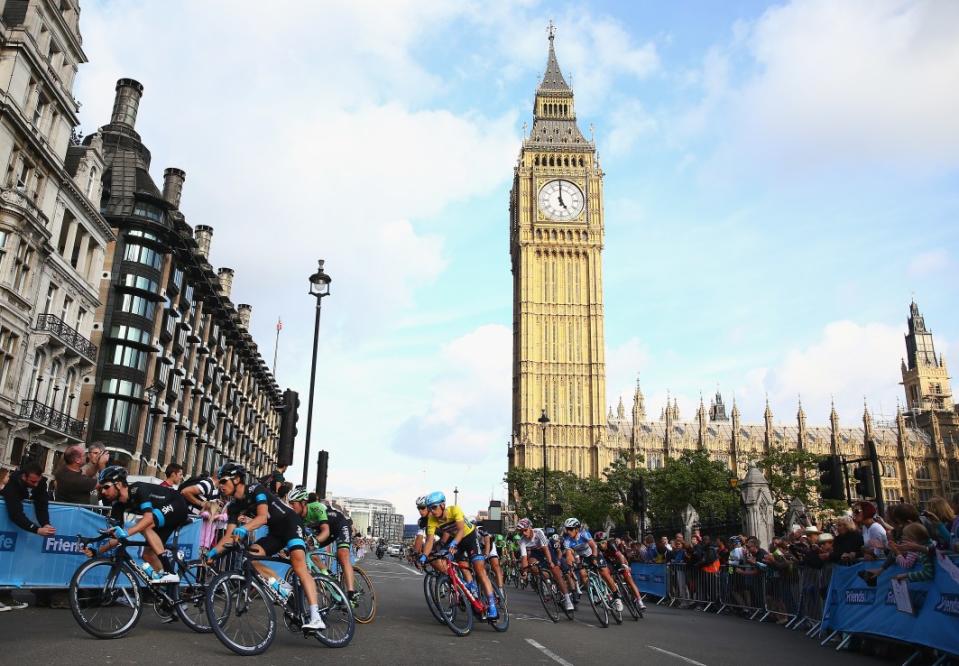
[419,490,498,619]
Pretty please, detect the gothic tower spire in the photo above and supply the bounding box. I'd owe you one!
[901,299,953,412]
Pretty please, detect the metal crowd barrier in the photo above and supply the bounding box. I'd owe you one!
[662,562,835,630]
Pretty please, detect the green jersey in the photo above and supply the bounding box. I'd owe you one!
[305,501,328,527]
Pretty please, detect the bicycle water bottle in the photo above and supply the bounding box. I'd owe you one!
[268,577,291,599]
[141,562,156,580]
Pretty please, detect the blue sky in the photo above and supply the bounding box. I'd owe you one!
[74,1,959,516]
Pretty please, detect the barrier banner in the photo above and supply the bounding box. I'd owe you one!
[0,499,202,588]
[822,556,959,657]
[631,562,667,598]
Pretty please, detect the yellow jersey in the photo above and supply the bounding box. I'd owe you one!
[426,504,475,538]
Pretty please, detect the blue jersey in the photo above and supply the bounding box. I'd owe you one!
[563,529,593,557]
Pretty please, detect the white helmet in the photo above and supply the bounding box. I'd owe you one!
[563,517,581,530]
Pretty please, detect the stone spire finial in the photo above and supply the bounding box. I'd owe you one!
[616,396,625,420]
[539,22,571,92]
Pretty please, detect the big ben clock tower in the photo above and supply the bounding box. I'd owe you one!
[510,26,608,479]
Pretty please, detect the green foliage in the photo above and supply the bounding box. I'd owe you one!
[747,445,823,519]
[504,464,618,529]
[644,450,739,524]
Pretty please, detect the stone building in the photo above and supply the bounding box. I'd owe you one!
[509,28,609,478]
[78,78,285,479]
[0,0,114,472]
[508,32,958,506]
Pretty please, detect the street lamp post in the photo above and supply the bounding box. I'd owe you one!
[538,409,549,522]
[302,260,332,488]
[454,486,459,506]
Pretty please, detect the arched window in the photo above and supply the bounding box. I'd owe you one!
[915,464,931,480]
[86,166,98,199]
[534,155,540,166]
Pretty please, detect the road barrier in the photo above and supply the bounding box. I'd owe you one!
[0,499,202,588]
[631,556,959,658]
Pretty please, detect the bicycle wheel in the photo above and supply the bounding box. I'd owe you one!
[174,560,219,632]
[69,558,143,639]
[435,574,472,637]
[206,572,276,656]
[616,574,640,621]
[489,583,509,633]
[346,565,376,624]
[586,573,610,627]
[536,574,560,622]
[424,572,446,624]
[313,576,355,648]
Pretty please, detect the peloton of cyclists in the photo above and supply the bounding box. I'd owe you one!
[515,517,575,612]
[562,517,625,613]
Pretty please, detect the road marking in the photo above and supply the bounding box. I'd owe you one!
[647,645,708,666]
[396,563,423,576]
[525,638,574,666]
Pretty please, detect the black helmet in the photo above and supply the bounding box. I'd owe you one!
[217,461,246,482]
[97,465,127,485]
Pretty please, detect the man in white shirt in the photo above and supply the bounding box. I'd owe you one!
[854,501,888,560]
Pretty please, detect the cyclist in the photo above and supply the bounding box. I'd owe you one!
[206,462,325,631]
[477,526,504,589]
[562,518,624,612]
[419,490,498,619]
[594,531,645,611]
[288,487,357,603]
[516,518,575,611]
[91,466,189,584]
[412,496,429,563]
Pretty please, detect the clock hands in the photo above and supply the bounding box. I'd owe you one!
[557,181,567,210]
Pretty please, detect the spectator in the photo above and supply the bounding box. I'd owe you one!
[160,463,184,488]
[53,445,96,505]
[308,492,318,504]
[1,462,54,611]
[892,523,936,583]
[82,442,109,478]
[276,481,292,504]
[0,468,9,492]
[260,463,288,494]
[854,501,888,560]
[922,497,956,550]
[715,536,730,566]
[744,537,769,566]
[832,516,864,563]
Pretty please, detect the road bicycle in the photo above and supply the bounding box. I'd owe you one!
[204,544,354,655]
[523,561,575,622]
[422,558,449,625]
[306,542,376,623]
[69,525,218,638]
[429,552,509,636]
[573,559,623,627]
[611,563,643,621]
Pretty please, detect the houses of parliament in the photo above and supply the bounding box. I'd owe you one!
[508,30,959,506]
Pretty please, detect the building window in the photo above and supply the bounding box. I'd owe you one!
[0,328,20,392]
[950,461,959,482]
[100,378,143,399]
[15,159,32,190]
[109,324,152,346]
[12,241,33,292]
[59,295,73,323]
[883,462,897,478]
[97,397,138,435]
[0,229,7,267]
[43,283,57,314]
[127,229,160,242]
[132,203,163,223]
[32,91,48,127]
[109,344,149,371]
[918,488,933,505]
[76,307,86,332]
[119,293,156,319]
[123,243,163,270]
[121,273,160,294]
[915,464,931,480]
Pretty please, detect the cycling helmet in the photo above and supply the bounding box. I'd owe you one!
[415,495,427,509]
[593,531,607,541]
[217,461,246,481]
[513,534,522,542]
[97,465,127,485]
[563,517,581,530]
[288,487,310,502]
[516,518,532,531]
[550,533,561,544]
[424,491,446,507]
[494,534,505,546]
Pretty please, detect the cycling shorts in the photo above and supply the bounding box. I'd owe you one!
[486,541,499,560]
[151,495,189,545]
[316,517,353,550]
[452,529,483,563]
[255,513,307,555]
[528,548,552,568]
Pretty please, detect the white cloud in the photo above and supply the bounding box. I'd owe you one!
[682,0,959,174]
[606,99,657,156]
[907,250,950,278]
[606,337,650,409]
[744,320,905,424]
[392,324,512,461]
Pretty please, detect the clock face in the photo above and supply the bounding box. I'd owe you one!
[538,179,584,221]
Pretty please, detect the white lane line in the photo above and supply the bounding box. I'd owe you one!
[525,638,575,666]
[647,645,708,666]
[396,563,424,576]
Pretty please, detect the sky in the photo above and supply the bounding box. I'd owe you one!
[74,0,959,520]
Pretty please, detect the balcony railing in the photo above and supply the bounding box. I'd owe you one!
[20,399,86,440]
[35,314,98,361]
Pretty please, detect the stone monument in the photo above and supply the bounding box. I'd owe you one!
[740,463,774,549]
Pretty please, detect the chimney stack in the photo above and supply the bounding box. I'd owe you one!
[237,304,252,329]
[194,225,213,258]
[217,267,234,299]
[162,168,185,208]
[111,78,144,128]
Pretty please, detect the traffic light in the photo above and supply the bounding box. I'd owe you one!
[277,389,300,466]
[630,477,647,515]
[853,465,875,498]
[817,455,845,501]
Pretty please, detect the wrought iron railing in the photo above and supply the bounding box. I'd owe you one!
[35,313,98,360]
[19,399,86,440]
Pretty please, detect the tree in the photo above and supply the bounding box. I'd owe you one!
[748,446,823,521]
[645,451,739,526]
[504,467,616,530]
